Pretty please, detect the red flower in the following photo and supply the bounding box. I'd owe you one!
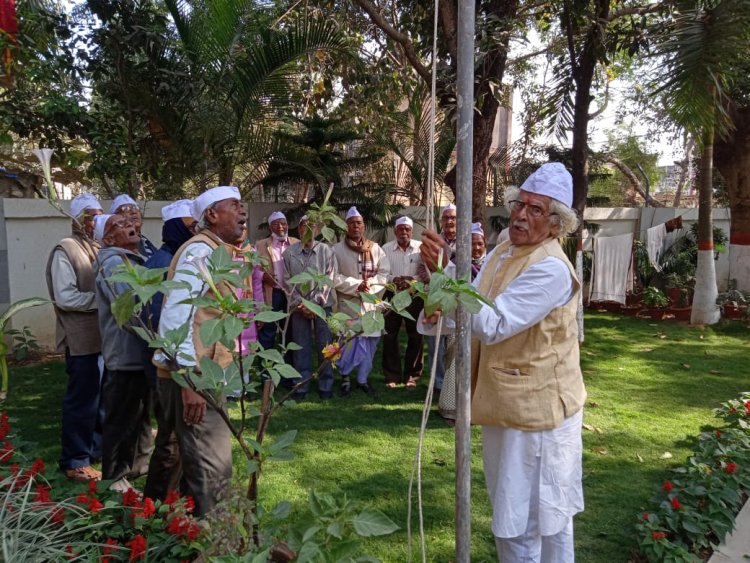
[184,495,195,514]
[185,521,200,540]
[76,493,90,506]
[165,490,180,506]
[142,497,155,518]
[89,498,103,514]
[50,506,65,525]
[167,515,185,535]
[652,531,667,540]
[745,400,750,415]
[88,479,97,494]
[715,430,722,437]
[725,462,739,474]
[126,534,147,561]
[34,484,52,503]
[671,497,682,510]
[642,512,650,521]
[9,463,18,475]
[28,458,45,476]
[122,488,141,508]
[101,538,118,563]
[0,440,14,462]
[662,481,673,492]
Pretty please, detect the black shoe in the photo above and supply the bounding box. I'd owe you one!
[290,391,307,401]
[339,379,352,397]
[357,382,377,396]
[319,391,333,400]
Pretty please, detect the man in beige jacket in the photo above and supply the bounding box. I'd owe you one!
[419,163,585,563]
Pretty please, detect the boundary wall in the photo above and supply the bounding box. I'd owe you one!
[0,199,735,350]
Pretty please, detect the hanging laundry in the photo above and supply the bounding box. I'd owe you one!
[589,232,634,305]
[646,223,668,272]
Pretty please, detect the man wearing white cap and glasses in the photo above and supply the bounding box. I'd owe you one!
[45,192,105,482]
[110,194,157,258]
[92,213,153,492]
[381,216,424,389]
[332,206,390,396]
[151,186,247,516]
[419,163,585,562]
[255,211,299,358]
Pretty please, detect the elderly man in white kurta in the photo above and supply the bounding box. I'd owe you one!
[332,206,390,397]
[419,162,585,562]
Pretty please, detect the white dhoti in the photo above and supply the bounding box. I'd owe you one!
[482,409,584,562]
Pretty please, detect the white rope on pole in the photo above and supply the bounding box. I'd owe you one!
[407,0,441,557]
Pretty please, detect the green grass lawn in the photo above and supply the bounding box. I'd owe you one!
[3,313,749,562]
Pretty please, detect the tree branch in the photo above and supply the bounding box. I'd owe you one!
[606,3,665,22]
[602,153,665,207]
[351,0,432,83]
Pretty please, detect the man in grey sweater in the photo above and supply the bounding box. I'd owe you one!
[94,213,153,492]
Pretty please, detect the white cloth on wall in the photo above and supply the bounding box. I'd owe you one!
[646,223,668,272]
[589,233,633,305]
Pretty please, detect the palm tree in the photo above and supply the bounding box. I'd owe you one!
[652,0,750,324]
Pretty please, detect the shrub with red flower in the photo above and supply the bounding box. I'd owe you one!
[126,534,147,561]
[0,410,203,562]
[637,393,750,562]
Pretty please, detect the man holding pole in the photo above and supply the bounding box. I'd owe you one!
[419,163,585,562]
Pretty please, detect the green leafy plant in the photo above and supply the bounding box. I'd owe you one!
[5,327,40,363]
[0,298,49,401]
[635,392,750,562]
[641,287,668,309]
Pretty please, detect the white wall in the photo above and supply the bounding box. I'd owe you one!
[0,198,738,351]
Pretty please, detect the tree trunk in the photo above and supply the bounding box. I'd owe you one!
[690,131,720,324]
[673,135,694,207]
[714,104,750,292]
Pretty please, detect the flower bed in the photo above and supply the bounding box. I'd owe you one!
[635,393,750,562]
[0,410,202,561]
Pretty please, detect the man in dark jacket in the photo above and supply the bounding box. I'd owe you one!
[94,213,152,492]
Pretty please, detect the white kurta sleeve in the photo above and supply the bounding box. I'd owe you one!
[157,242,212,367]
[471,256,574,345]
[50,249,97,312]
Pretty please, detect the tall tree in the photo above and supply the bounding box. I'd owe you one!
[351,0,520,221]
[652,0,750,323]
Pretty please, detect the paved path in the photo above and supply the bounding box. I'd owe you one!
[708,499,750,562]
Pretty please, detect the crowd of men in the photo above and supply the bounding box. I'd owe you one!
[46,162,586,562]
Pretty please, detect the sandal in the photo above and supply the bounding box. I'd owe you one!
[385,382,398,389]
[405,378,418,390]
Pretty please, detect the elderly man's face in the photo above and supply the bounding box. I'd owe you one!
[270,218,288,238]
[103,216,139,250]
[508,190,560,246]
[346,217,364,240]
[471,233,486,259]
[82,208,103,238]
[207,198,247,244]
[440,209,457,239]
[115,203,142,232]
[395,224,412,247]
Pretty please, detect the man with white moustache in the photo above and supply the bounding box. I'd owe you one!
[419,163,585,563]
[151,186,247,516]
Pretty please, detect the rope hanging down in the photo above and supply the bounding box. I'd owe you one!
[407,0,440,559]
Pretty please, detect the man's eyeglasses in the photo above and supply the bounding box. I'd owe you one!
[508,200,556,219]
[104,218,134,236]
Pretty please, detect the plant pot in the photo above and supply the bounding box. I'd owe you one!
[644,308,668,320]
[668,306,692,322]
[620,304,644,317]
[666,287,685,304]
[722,304,748,319]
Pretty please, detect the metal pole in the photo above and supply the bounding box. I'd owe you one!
[455,0,474,559]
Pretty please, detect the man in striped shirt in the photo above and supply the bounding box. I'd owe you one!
[381,216,424,389]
